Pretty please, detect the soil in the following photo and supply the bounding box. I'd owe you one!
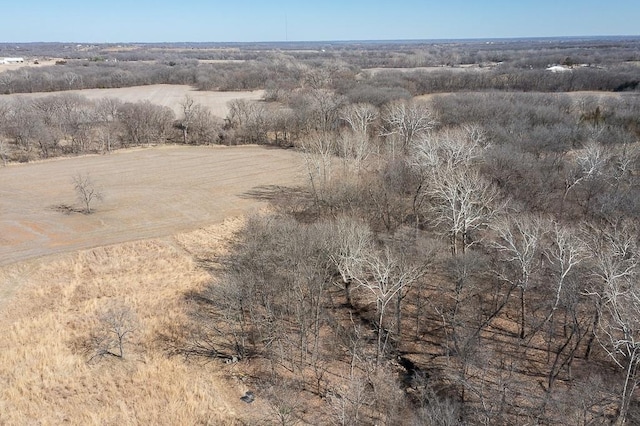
[0,144,303,271]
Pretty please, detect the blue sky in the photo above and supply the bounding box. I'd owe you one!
[1,0,638,42]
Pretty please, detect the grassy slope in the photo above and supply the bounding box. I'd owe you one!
[0,217,270,425]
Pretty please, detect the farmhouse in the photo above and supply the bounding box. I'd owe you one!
[0,57,25,64]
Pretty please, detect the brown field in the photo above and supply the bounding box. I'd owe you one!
[0,59,60,72]
[0,218,276,425]
[0,144,303,294]
[0,145,304,424]
[0,84,264,118]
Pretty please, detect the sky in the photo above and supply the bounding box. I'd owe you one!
[1,0,638,43]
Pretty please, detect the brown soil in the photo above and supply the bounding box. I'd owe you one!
[0,145,304,301]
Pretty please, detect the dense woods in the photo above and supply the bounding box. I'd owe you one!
[2,38,640,424]
[181,89,640,424]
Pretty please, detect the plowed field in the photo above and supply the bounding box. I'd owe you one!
[0,145,303,269]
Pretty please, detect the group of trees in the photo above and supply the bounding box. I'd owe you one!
[181,86,640,423]
[0,93,221,161]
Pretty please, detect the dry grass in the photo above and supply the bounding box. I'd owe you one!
[0,217,272,425]
[0,84,264,118]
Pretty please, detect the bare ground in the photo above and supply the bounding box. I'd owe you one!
[0,84,264,118]
[0,144,304,291]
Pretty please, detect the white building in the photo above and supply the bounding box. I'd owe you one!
[0,57,25,64]
[546,65,572,73]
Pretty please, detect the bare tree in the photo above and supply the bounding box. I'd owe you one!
[584,220,640,425]
[264,379,303,426]
[73,173,103,214]
[339,103,378,171]
[412,125,486,172]
[178,95,196,144]
[87,303,137,361]
[301,131,336,206]
[429,168,503,256]
[0,140,10,166]
[381,99,436,157]
[536,222,585,333]
[95,97,122,153]
[328,216,374,306]
[226,98,268,144]
[492,213,548,338]
[328,373,372,426]
[411,125,490,237]
[341,103,378,136]
[352,247,425,365]
[118,101,175,147]
[563,140,608,200]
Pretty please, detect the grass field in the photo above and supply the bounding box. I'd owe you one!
[0,219,274,425]
[0,84,264,118]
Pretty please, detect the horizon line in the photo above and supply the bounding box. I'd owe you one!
[2,35,640,45]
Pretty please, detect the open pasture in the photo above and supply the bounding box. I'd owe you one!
[0,84,264,118]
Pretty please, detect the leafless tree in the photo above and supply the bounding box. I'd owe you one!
[226,98,268,144]
[411,125,490,236]
[179,95,196,144]
[352,247,425,365]
[337,103,378,172]
[341,103,378,136]
[118,101,175,147]
[56,93,96,153]
[536,222,585,333]
[584,220,640,425]
[492,213,549,338]
[381,99,436,157]
[429,168,503,256]
[264,379,304,426]
[412,125,486,172]
[563,140,608,200]
[95,97,122,153]
[328,373,372,426]
[87,303,137,361]
[73,173,103,214]
[0,140,9,166]
[328,216,374,306]
[301,131,336,206]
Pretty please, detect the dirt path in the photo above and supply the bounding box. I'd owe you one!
[0,145,304,270]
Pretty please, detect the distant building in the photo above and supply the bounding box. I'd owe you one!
[546,65,571,73]
[0,57,25,64]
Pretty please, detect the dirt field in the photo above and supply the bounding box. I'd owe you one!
[0,84,264,118]
[0,144,303,272]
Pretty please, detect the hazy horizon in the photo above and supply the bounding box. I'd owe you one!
[2,35,640,46]
[2,1,639,44]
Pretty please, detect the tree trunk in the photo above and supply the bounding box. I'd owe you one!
[519,286,526,339]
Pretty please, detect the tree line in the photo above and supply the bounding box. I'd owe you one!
[0,93,222,162]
